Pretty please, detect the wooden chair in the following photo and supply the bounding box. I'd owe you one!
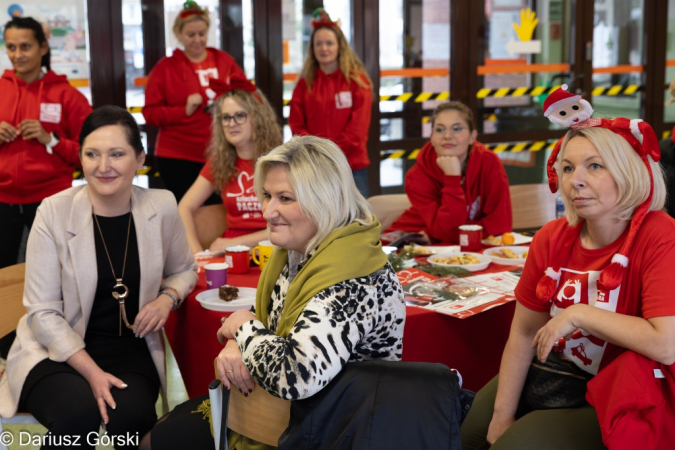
[0,263,41,450]
[509,184,557,230]
[367,194,411,230]
[194,204,228,250]
[210,380,290,449]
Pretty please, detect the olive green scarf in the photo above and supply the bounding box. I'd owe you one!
[255,218,387,338]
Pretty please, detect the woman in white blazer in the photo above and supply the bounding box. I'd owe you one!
[0,106,198,449]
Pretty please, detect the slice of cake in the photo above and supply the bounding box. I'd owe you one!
[218,285,239,302]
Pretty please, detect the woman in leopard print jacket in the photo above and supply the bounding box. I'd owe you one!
[144,136,405,450]
[216,135,406,400]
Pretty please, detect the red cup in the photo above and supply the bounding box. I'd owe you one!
[225,245,251,274]
[458,225,483,252]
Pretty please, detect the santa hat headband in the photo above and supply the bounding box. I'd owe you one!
[207,74,261,104]
[179,0,208,19]
[536,88,662,302]
[542,85,581,117]
[311,7,340,29]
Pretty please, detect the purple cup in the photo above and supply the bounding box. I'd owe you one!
[205,263,229,288]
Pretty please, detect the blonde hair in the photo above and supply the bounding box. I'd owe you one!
[172,3,210,36]
[254,136,373,255]
[557,126,666,225]
[298,25,372,91]
[207,89,282,192]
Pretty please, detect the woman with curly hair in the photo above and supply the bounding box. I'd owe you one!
[178,75,282,254]
[289,8,373,197]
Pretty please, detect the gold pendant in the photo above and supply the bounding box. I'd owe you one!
[112,279,129,301]
[113,279,132,335]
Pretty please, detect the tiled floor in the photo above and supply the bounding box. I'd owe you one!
[3,334,189,450]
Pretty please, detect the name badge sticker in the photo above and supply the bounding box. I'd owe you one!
[40,103,62,123]
[335,91,352,109]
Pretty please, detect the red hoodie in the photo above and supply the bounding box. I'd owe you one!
[289,69,372,171]
[388,141,512,243]
[143,48,245,163]
[0,69,92,204]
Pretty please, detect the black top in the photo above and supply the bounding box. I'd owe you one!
[19,213,159,408]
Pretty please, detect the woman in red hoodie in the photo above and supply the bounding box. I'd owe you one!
[388,101,512,244]
[143,0,245,203]
[289,8,373,197]
[0,17,92,269]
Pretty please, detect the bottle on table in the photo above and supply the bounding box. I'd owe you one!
[556,193,565,219]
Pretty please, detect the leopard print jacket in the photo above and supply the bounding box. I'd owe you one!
[234,261,406,400]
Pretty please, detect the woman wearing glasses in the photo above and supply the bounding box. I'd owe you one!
[388,101,512,243]
[178,75,282,254]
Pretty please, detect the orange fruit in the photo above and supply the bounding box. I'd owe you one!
[501,232,515,245]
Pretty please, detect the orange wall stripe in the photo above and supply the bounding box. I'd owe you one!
[68,78,90,88]
[477,63,570,75]
[592,65,643,74]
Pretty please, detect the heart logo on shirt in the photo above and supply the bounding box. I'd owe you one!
[226,171,256,197]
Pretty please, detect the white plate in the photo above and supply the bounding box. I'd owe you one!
[426,245,461,254]
[195,287,256,312]
[427,252,491,272]
[382,246,398,255]
[483,246,529,265]
[481,232,533,246]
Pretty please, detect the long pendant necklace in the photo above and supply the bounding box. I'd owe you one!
[93,210,133,336]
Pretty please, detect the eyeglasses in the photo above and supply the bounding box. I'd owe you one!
[433,125,468,135]
[218,111,248,126]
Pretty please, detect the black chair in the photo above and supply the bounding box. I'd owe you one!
[278,360,465,450]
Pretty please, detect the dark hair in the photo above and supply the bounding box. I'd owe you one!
[431,101,475,132]
[79,106,144,157]
[4,17,51,71]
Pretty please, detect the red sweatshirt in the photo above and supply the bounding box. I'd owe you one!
[388,141,512,243]
[0,69,91,204]
[143,48,245,163]
[289,69,372,171]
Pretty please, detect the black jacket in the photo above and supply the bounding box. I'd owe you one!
[278,360,463,450]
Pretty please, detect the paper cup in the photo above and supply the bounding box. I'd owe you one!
[459,225,483,252]
[204,262,229,288]
[225,245,251,274]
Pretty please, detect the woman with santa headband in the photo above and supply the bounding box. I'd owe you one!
[143,0,246,203]
[462,86,675,449]
[289,8,373,197]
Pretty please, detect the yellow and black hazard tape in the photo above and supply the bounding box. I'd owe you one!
[476,86,560,99]
[380,149,422,160]
[591,85,641,96]
[485,140,557,153]
[380,140,559,160]
[132,84,646,113]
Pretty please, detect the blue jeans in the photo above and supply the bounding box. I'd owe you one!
[352,168,370,198]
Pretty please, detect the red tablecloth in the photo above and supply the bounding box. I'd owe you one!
[165,266,515,398]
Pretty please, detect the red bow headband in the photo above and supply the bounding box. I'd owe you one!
[536,88,662,303]
[207,75,260,103]
[179,1,207,19]
[311,7,340,29]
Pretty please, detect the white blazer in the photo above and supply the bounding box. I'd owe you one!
[0,185,198,418]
